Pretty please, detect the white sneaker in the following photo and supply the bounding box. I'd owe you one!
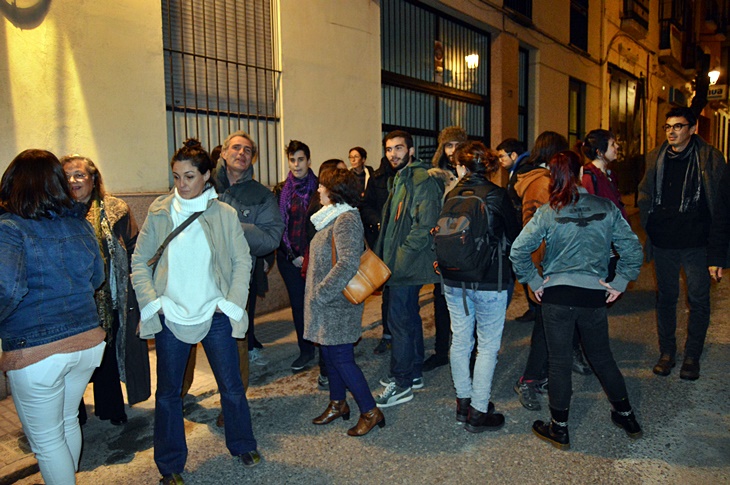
[249,348,268,366]
[375,382,413,408]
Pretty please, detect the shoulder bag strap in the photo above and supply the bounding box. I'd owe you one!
[147,211,204,271]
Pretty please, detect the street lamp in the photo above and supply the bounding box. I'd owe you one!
[708,69,720,85]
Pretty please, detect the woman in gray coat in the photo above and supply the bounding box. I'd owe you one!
[304,168,385,437]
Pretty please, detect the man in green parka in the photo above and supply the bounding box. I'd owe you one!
[374,130,444,408]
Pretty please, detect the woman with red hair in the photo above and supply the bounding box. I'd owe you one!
[509,150,644,450]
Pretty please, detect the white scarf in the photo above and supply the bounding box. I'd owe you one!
[311,203,358,231]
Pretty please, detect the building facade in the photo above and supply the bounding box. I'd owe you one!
[1,0,726,195]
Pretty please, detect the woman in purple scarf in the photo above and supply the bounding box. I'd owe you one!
[274,140,319,371]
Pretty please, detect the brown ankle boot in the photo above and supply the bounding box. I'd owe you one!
[312,400,351,425]
[347,407,386,436]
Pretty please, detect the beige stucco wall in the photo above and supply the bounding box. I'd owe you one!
[279,0,382,174]
[0,0,169,192]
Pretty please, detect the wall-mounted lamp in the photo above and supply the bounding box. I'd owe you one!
[709,69,721,85]
[465,54,479,70]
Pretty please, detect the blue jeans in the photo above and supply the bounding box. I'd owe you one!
[653,246,711,359]
[542,303,628,410]
[388,285,424,389]
[444,286,507,413]
[155,314,256,475]
[320,344,376,414]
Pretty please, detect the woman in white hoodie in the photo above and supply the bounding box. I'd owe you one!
[132,139,258,485]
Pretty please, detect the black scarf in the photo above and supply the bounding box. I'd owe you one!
[653,136,702,213]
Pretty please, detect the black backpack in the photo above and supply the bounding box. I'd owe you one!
[433,184,501,283]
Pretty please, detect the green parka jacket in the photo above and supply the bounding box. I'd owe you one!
[375,157,444,286]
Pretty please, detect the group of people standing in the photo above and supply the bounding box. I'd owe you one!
[0,103,726,483]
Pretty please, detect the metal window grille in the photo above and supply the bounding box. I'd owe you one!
[381,0,490,158]
[162,0,281,186]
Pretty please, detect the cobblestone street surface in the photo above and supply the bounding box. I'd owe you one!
[2,208,729,484]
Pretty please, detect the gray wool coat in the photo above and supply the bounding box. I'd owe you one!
[303,209,365,345]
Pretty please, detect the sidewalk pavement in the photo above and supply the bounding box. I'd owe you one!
[0,288,394,484]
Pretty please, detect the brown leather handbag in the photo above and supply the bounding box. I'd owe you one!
[332,235,391,304]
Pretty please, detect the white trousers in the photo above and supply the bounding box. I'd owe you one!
[7,342,105,485]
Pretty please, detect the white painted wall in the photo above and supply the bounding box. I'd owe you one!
[279,0,382,175]
[0,0,169,192]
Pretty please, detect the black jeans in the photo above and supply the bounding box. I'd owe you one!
[653,246,711,359]
[522,306,548,381]
[432,284,451,357]
[276,251,314,357]
[542,303,628,410]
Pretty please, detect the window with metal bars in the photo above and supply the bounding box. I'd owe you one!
[162,0,281,186]
[381,0,490,159]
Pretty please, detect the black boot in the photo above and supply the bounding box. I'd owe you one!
[464,402,504,433]
[456,397,471,423]
[610,398,643,439]
[532,407,570,450]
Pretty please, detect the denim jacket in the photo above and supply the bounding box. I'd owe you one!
[0,209,105,351]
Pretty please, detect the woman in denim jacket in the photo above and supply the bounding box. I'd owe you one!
[131,139,258,485]
[0,149,106,485]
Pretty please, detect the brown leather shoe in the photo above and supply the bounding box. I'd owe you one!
[679,357,700,380]
[312,400,351,425]
[347,407,386,436]
[652,353,675,376]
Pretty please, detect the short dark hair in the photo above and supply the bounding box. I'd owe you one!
[1,149,75,219]
[285,140,311,160]
[453,141,499,175]
[171,139,215,176]
[666,107,697,127]
[496,138,526,156]
[581,129,615,161]
[319,168,360,206]
[349,146,367,160]
[60,155,106,199]
[383,130,413,150]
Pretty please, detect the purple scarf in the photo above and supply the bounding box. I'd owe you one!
[279,169,318,255]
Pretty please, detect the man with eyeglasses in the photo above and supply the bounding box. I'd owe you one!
[638,106,728,381]
[495,138,530,215]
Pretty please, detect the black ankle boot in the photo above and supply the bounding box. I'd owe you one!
[456,397,471,423]
[465,402,504,433]
[610,398,642,439]
[532,407,570,450]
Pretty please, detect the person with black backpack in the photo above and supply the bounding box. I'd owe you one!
[433,141,520,432]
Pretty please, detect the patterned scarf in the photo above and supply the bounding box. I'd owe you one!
[653,135,702,213]
[279,169,318,256]
[87,196,116,340]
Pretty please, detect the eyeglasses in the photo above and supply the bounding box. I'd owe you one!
[663,123,690,132]
[66,172,89,182]
[348,155,361,160]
